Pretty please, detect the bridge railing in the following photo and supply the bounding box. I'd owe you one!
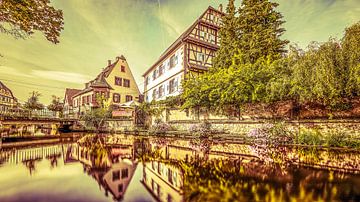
[0,109,59,119]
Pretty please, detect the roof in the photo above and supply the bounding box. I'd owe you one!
[0,80,15,98]
[64,88,82,105]
[142,6,224,77]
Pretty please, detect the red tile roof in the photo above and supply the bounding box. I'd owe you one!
[64,88,81,105]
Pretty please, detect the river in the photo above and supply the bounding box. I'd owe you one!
[0,133,360,202]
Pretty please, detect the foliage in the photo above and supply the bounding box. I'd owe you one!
[0,0,64,43]
[212,0,237,70]
[236,0,289,64]
[295,128,323,145]
[24,91,44,111]
[47,95,63,112]
[183,19,360,114]
[78,134,109,168]
[138,101,164,119]
[81,95,112,133]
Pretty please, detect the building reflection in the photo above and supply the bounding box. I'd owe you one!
[142,161,183,202]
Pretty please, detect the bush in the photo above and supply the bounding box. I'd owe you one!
[295,128,322,145]
[247,122,293,145]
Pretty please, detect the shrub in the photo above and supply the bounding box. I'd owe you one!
[295,128,322,145]
[247,122,293,145]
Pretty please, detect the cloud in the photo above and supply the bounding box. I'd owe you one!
[31,70,92,84]
[0,65,34,78]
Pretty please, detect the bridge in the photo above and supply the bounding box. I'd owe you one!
[0,143,75,165]
[0,110,78,136]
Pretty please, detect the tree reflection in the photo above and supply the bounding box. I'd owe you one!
[22,158,41,175]
[46,153,61,168]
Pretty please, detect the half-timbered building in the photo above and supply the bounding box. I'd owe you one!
[0,80,17,113]
[142,6,224,102]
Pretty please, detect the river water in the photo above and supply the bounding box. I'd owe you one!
[0,133,359,202]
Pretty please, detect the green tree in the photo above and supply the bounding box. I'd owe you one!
[290,40,345,106]
[342,22,360,97]
[24,91,44,111]
[0,0,64,43]
[47,95,63,117]
[213,0,238,70]
[81,95,112,133]
[237,0,289,64]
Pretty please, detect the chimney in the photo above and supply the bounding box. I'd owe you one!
[218,4,223,12]
[108,60,111,66]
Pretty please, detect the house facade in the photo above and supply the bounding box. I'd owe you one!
[142,6,224,102]
[70,55,141,117]
[0,81,17,113]
[63,88,81,118]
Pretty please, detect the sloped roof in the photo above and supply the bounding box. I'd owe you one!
[64,88,81,105]
[142,6,224,77]
[0,80,15,98]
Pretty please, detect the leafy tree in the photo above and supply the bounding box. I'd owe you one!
[81,95,112,133]
[24,91,44,111]
[47,95,63,117]
[213,0,238,70]
[342,22,360,97]
[290,40,346,106]
[0,0,64,43]
[237,0,289,64]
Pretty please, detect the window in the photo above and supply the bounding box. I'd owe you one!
[197,53,205,63]
[121,65,125,72]
[145,76,149,86]
[168,168,173,184]
[200,31,205,39]
[115,76,122,86]
[123,79,130,88]
[167,194,173,202]
[158,65,164,76]
[170,55,177,68]
[152,70,157,80]
[169,79,177,94]
[125,95,133,102]
[158,85,164,98]
[113,170,120,181]
[113,93,120,103]
[121,168,128,179]
[118,184,123,192]
[152,89,157,101]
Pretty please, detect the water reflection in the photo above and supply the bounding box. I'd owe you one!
[0,134,359,202]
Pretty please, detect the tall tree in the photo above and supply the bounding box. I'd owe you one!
[237,0,289,64]
[212,0,238,70]
[24,91,44,111]
[342,22,360,97]
[0,0,64,43]
[47,95,63,117]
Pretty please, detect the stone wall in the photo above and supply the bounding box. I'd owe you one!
[169,119,360,137]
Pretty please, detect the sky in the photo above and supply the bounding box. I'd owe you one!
[0,0,360,104]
